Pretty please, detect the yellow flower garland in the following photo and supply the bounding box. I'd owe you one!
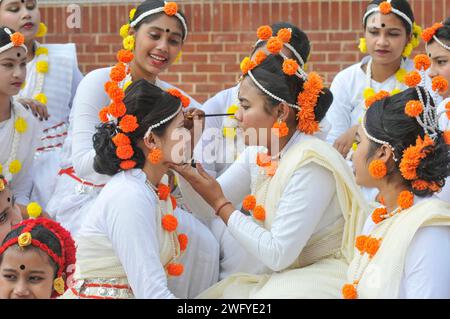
[35,22,48,38]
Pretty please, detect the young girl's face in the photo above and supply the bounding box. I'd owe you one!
[0,189,22,243]
[352,125,376,188]
[427,41,450,98]
[0,0,40,42]
[364,12,410,66]
[0,246,55,299]
[0,47,26,96]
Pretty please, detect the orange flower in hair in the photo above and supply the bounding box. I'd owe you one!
[365,91,390,109]
[110,63,126,82]
[298,118,320,135]
[104,81,118,95]
[119,115,139,133]
[443,130,450,145]
[398,190,414,210]
[282,59,299,76]
[167,263,184,276]
[120,160,136,170]
[163,2,178,16]
[414,54,431,71]
[266,37,283,54]
[364,237,381,258]
[404,71,422,87]
[180,95,190,108]
[117,49,134,63]
[355,235,369,254]
[257,25,272,41]
[10,32,25,46]
[109,102,127,119]
[379,1,392,15]
[112,133,131,147]
[405,100,423,117]
[167,88,182,99]
[253,205,266,221]
[277,28,292,43]
[109,87,125,103]
[256,153,271,167]
[254,51,267,65]
[99,107,109,123]
[158,184,171,201]
[421,23,443,42]
[240,57,256,75]
[372,207,387,224]
[116,144,134,160]
[412,179,429,191]
[342,284,358,299]
[178,234,188,251]
[242,195,256,211]
[431,76,448,93]
[162,215,178,232]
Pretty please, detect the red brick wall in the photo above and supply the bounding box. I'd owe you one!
[40,0,449,103]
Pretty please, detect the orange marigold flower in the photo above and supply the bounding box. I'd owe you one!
[277,28,292,43]
[414,54,431,71]
[110,63,126,82]
[272,121,289,138]
[254,51,267,65]
[178,234,188,251]
[369,160,387,179]
[158,184,171,201]
[119,115,139,133]
[167,263,184,276]
[355,235,369,253]
[109,87,125,103]
[421,23,443,42]
[112,133,131,147]
[109,102,127,119]
[148,148,163,164]
[266,37,283,54]
[399,145,422,180]
[253,205,266,221]
[412,179,429,191]
[256,153,271,167]
[298,118,320,135]
[282,59,299,76]
[265,161,278,177]
[405,100,423,117]
[443,130,450,146]
[257,25,273,41]
[342,284,358,299]
[398,190,414,210]
[180,95,190,108]
[120,160,136,170]
[404,71,422,87]
[364,237,381,258]
[104,81,118,95]
[99,107,109,123]
[240,57,256,75]
[163,2,178,16]
[445,102,450,120]
[170,194,177,209]
[116,144,134,160]
[167,88,182,99]
[371,207,387,224]
[379,1,392,14]
[432,76,448,93]
[242,195,256,211]
[117,49,134,63]
[10,32,25,46]
[162,214,178,232]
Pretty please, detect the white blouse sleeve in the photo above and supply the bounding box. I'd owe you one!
[227,162,337,271]
[104,190,176,299]
[326,71,354,144]
[71,69,111,184]
[400,226,450,299]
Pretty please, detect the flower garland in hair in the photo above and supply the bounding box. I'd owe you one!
[0,204,76,298]
[297,72,324,135]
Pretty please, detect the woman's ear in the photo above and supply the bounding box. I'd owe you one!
[143,132,159,151]
[378,144,394,163]
[277,102,291,122]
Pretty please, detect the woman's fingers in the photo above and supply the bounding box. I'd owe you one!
[196,163,211,180]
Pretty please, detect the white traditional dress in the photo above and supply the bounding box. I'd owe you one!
[0,101,42,205]
[16,42,83,208]
[62,169,219,299]
[437,97,450,202]
[179,131,369,298]
[347,196,450,298]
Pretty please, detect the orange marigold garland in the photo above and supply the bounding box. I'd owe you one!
[112,133,131,147]
[404,71,422,87]
[399,135,434,181]
[443,130,450,145]
[364,237,381,258]
[297,72,323,134]
[178,234,188,251]
[371,207,387,224]
[117,49,134,64]
[421,22,443,42]
[282,59,299,76]
[99,107,109,123]
[120,160,136,170]
[119,115,139,133]
[253,205,266,221]
[256,153,271,167]
[158,184,171,201]
[445,102,450,120]
[257,25,272,41]
[170,195,177,209]
[109,102,127,118]
[242,195,256,211]
[167,263,184,276]
[116,144,134,160]
[405,100,423,117]
[414,54,431,71]
[277,28,292,43]
[397,190,414,209]
[240,56,256,75]
[266,37,283,54]
[162,215,178,232]
[254,51,267,65]
[342,283,358,299]
[355,235,369,254]
[431,76,448,93]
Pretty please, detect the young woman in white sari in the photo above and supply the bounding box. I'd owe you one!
[344,60,450,298]
[63,79,218,299]
[172,42,369,298]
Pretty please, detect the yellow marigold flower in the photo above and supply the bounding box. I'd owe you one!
[34,93,48,105]
[36,61,49,73]
[18,232,32,247]
[395,68,407,83]
[223,127,236,139]
[123,81,133,92]
[402,43,413,58]
[363,87,375,99]
[53,277,65,295]
[0,163,2,174]
[35,47,49,56]
[352,142,358,151]
[358,38,367,53]
[35,22,48,37]
[14,117,27,133]
[391,88,402,96]
[226,104,239,118]
[27,202,42,218]
[119,24,130,39]
[129,8,137,21]
[9,160,21,175]
[123,35,135,51]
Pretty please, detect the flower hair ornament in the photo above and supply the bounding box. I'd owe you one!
[240,25,324,137]
[359,1,422,58]
[0,28,27,55]
[0,203,76,298]
[120,1,187,50]
[422,22,450,51]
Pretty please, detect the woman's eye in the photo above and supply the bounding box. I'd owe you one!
[437,60,447,65]
[3,274,16,281]
[169,39,181,46]
[29,276,44,283]
[150,33,160,40]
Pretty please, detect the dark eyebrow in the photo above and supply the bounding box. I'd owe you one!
[3,269,17,273]
[149,26,183,38]
[238,97,249,103]
[29,270,47,274]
